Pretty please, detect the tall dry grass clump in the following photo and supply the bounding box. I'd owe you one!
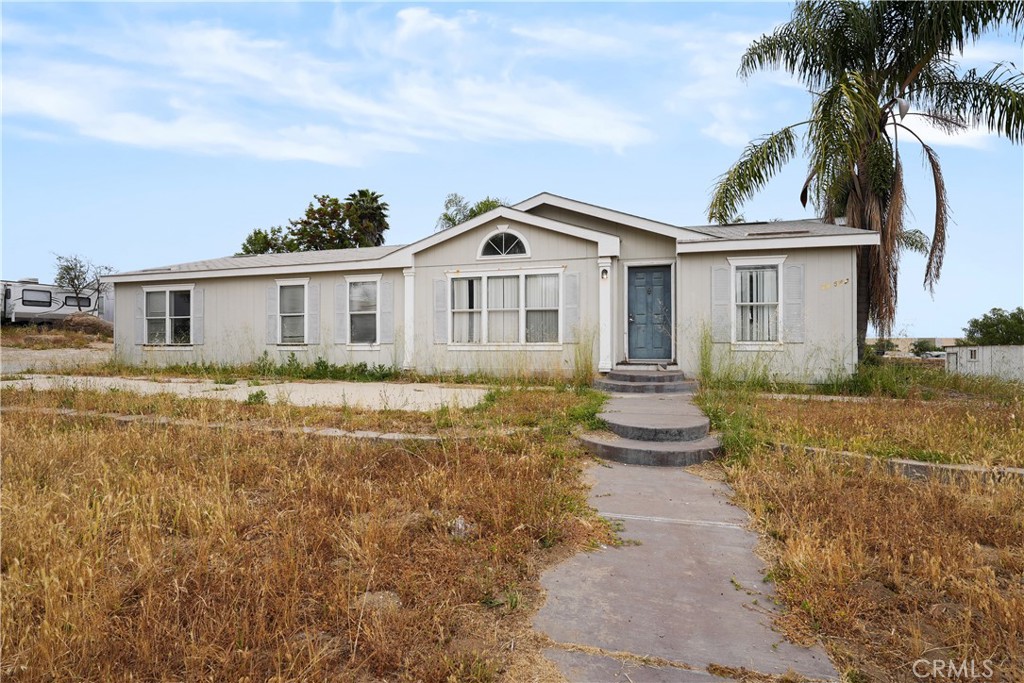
[1,391,605,681]
[729,447,1024,682]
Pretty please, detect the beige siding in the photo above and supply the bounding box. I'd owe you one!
[676,247,857,382]
[410,217,601,376]
[113,269,405,368]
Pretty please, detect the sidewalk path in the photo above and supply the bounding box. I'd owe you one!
[534,461,838,682]
[0,374,488,411]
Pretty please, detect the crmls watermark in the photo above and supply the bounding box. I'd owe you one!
[912,659,995,680]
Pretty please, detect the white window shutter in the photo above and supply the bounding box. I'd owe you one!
[711,265,731,343]
[562,272,580,343]
[334,283,348,344]
[783,264,805,343]
[307,284,321,345]
[134,288,145,345]
[266,285,278,344]
[192,288,204,345]
[379,279,395,344]
[433,279,447,343]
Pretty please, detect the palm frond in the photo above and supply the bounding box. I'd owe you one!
[918,142,948,293]
[898,229,931,255]
[919,63,1024,143]
[706,126,800,224]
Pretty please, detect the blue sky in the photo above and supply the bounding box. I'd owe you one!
[2,2,1021,337]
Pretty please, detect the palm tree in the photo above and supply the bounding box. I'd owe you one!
[344,189,390,247]
[708,1,1024,356]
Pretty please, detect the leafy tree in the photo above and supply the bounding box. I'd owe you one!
[707,1,1024,358]
[961,307,1024,345]
[872,337,897,355]
[238,191,390,254]
[435,193,505,231]
[343,189,390,247]
[54,254,112,310]
[911,338,941,356]
[240,226,295,255]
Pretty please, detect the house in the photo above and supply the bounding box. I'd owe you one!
[944,345,1024,382]
[103,193,880,382]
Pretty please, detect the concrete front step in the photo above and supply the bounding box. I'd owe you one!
[606,369,688,383]
[594,378,697,394]
[579,432,722,467]
[599,410,710,442]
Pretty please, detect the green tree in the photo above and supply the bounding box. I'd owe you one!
[435,193,505,231]
[343,189,390,247]
[239,226,295,255]
[961,307,1024,345]
[54,254,112,310]
[288,194,353,251]
[910,338,940,356]
[707,1,1024,358]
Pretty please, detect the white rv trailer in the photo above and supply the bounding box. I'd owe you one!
[1,278,113,325]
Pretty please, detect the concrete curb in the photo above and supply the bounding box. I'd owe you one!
[775,443,1024,485]
[0,405,446,442]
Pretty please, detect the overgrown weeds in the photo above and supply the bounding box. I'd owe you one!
[728,447,1024,681]
[0,387,609,681]
[0,326,104,349]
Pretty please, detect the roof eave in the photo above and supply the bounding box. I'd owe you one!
[676,233,880,254]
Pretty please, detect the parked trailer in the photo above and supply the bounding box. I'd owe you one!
[1,278,113,325]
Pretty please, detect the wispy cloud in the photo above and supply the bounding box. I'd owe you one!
[2,9,652,166]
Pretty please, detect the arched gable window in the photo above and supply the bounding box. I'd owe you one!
[479,228,529,259]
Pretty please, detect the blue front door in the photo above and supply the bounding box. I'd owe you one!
[627,266,672,360]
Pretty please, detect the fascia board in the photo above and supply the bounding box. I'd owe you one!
[676,233,880,254]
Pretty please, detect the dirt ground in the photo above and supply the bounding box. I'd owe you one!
[0,342,113,374]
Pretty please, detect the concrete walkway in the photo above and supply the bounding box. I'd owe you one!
[0,374,488,411]
[535,463,837,681]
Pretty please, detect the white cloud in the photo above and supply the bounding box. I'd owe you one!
[2,10,653,166]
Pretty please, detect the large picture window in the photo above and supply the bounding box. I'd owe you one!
[145,289,192,344]
[279,284,306,344]
[735,265,778,342]
[348,280,378,344]
[22,289,52,307]
[451,272,560,345]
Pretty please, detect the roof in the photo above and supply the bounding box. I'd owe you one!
[678,219,869,241]
[111,245,405,278]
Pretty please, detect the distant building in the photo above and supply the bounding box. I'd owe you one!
[866,337,958,354]
[944,345,1024,382]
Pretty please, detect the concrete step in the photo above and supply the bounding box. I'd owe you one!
[599,410,710,442]
[593,378,697,394]
[579,432,721,467]
[606,369,688,383]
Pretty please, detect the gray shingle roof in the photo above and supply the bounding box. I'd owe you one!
[677,219,868,242]
[117,245,406,276]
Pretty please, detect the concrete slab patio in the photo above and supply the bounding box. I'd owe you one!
[534,462,838,682]
[0,374,488,411]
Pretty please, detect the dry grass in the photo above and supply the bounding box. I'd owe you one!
[1,387,609,681]
[0,327,102,350]
[746,395,1024,468]
[727,447,1024,682]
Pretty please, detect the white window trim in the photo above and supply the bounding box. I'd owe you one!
[446,267,563,350]
[727,256,786,349]
[276,277,309,346]
[344,274,382,348]
[477,225,531,260]
[142,283,195,347]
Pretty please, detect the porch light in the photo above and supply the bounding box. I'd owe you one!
[601,268,609,280]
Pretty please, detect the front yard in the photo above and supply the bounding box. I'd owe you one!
[0,385,608,681]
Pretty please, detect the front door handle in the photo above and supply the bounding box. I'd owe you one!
[628,315,634,323]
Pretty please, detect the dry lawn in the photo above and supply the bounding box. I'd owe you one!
[1,386,608,681]
[741,394,1023,468]
[728,447,1024,682]
[0,327,100,350]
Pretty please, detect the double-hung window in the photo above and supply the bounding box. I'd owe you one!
[279,283,306,344]
[145,288,192,344]
[348,280,378,344]
[735,265,779,342]
[451,272,560,345]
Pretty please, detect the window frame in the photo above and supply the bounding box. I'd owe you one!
[727,255,786,348]
[447,267,563,350]
[21,288,52,308]
[344,274,381,347]
[142,284,195,347]
[968,348,979,361]
[64,295,92,308]
[477,226,531,261]
[276,278,309,346]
